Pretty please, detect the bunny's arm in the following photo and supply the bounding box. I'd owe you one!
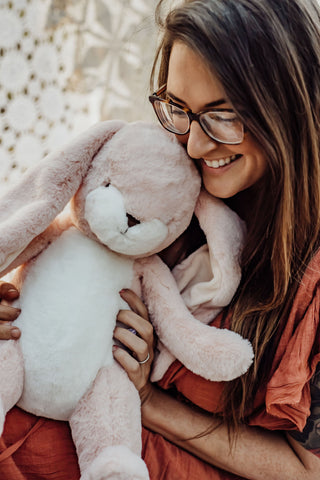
[0,214,72,277]
[136,255,253,382]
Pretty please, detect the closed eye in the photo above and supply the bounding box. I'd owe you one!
[207,112,238,122]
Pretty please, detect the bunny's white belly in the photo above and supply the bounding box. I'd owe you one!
[15,227,134,420]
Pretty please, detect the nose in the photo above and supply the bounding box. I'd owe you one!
[186,121,219,159]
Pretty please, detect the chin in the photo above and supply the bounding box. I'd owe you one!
[202,181,240,199]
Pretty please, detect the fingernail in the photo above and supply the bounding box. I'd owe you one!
[13,309,21,318]
[7,289,19,299]
[11,328,20,339]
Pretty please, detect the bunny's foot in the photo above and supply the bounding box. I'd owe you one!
[178,326,254,382]
[80,445,149,480]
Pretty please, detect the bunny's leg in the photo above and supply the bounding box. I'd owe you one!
[70,362,149,480]
[0,339,24,435]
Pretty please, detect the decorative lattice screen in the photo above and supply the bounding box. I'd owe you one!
[0,0,158,188]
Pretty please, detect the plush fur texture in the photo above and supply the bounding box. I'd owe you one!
[0,120,253,479]
[14,227,134,419]
[70,366,148,480]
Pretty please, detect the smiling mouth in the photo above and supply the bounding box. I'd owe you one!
[203,154,242,169]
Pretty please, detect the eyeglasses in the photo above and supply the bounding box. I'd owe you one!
[149,84,245,145]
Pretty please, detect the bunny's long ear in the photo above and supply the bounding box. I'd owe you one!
[194,188,246,307]
[0,120,125,272]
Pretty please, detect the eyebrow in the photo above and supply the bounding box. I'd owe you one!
[166,90,228,108]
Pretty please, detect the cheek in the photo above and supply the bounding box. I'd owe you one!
[241,139,268,175]
[257,158,268,180]
[251,150,268,180]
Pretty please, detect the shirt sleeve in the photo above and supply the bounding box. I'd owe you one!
[249,264,320,432]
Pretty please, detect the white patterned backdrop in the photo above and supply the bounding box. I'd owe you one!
[0,0,159,188]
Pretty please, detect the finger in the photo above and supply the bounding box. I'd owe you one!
[113,346,140,373]
[113,344,152,396]
[113,326,152,363]
[0,304,21,321]
[120,289,149,321]
[117,309,154,348]
[0,282,19,301]
[0,324,21,340]
[112,346,147,391]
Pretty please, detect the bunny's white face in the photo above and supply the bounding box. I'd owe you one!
[71,122,201,258]
[84,184,169,256]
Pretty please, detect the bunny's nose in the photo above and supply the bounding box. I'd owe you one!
[126,213,140,228]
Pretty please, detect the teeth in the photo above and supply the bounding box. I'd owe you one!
[204,154,238,168]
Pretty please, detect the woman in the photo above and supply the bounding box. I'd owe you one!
[0,0,320,478]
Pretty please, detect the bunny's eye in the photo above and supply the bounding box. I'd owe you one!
[126,213,140,228]
[105,183,110,187]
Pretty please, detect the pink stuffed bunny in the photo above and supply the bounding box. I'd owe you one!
[0,121,253,480]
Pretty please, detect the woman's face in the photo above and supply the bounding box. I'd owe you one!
[166,42,268,199]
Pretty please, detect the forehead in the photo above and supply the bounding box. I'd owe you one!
[166,41,228,110]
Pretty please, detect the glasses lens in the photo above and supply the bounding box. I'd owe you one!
[153,100,189,135]
[200,111,244,144]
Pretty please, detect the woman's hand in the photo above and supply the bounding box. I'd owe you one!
[113,289,155,404]
[0,281,21,339]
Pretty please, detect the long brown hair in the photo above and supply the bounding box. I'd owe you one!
[152,0,320,430]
